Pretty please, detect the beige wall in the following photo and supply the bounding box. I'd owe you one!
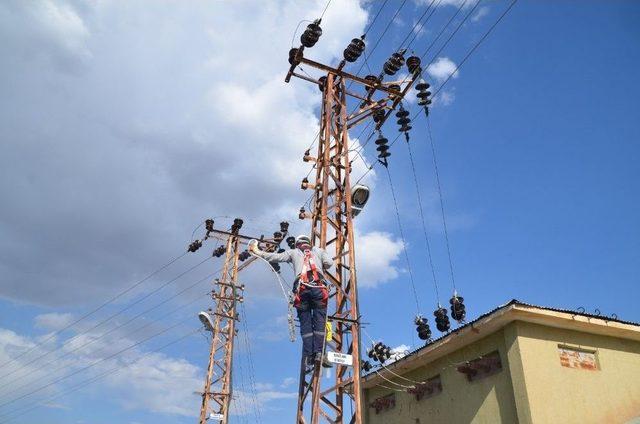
[511,321,640,424]
[363,318,640,424]
[364,330,518,424]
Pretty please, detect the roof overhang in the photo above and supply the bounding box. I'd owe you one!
[362,301,640,389]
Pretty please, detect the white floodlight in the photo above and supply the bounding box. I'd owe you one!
[351,184,370,217]
[198,311,215,332]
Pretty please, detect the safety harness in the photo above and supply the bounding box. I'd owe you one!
[294,246,328,308]
[299,248,321,286]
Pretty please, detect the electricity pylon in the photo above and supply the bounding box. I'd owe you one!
[197,219,288,424]
[287,34,421,424]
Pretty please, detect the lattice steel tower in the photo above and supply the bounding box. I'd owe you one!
[196,219,288,424]
[286,21,421,424]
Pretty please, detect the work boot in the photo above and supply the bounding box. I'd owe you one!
[305,355,315,372]
[316,352,333,368]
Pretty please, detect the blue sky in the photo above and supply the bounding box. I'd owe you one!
[0,1,638,423]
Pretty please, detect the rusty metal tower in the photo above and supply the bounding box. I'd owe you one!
[196,218,288,424]
[286,21,422,424]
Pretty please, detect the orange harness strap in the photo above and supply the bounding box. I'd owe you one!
[299,249,320,284]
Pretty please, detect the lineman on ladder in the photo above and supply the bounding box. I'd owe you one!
[249,234,334,369]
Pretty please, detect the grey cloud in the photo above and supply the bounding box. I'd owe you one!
[0,0,370,307]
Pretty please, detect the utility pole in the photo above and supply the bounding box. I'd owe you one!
[286,23,421,424]
[196,218,289,424]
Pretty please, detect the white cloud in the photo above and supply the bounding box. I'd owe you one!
[34,312,74,330]
[437,89,456,106]
[415,0,475,7]
[471,6,490,23]
[105,352,201,416]
[386,344,411,364]
[426,57,459,82]
[356,231,404,288]
[280,376,296,388]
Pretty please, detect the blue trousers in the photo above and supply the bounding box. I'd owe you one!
[296,286,327,357]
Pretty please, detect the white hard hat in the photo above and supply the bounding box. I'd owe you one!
[295,234,311,245]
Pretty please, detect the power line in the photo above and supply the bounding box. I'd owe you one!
[363,0,390,36]
[419,0,472,62]
[398,0,441,52]
[319,0,333,20]
[0,251,188,372]
[425,117,456,292]
[348,0,409,88]
[303,0,406,156]
[384,165,421,313]
[352,0,517,185]
[0,278,213,396]
[350,0,474,170]
[239,302,262,422]
[0,314,195,411]
[403,0,443,52]
[0,256,211,381]
[405,141,441,303]
[0,328,200,423]
[432,0,519,98]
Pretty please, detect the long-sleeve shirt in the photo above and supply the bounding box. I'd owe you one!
[253,246,334,279]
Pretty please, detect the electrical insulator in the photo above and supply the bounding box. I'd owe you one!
[213,245,226,258]
[299,207,306,220]
[273,231,283,242]
[383,50,406,76]
[280,221,289,234]
[301,177,309,190]
[375,133,390,167]
[288,48,301,65]
[270,262,281,273]
[236,295,244,303]
[301,20,322,48]
[367,347,378,362]
[388,84,401,98]
[343,36,365,63]
[318,76,326,92]
[238,251,250,262]
[303,149,312,162]
[372,108,385,123]
[205,219,214,233]
[362,360,372,372]
[406,55,422,74]
[231,218,243,234]
[450,294,466,322]
[277,248,285,253]
[396,105,412,141]
[188,240,202,253]
[383,346,391,360]
[365,74,379,88]
[286,236,296,249]
[415,315,432,341]
[415,79,432,116]
[373,342,391,362]
[434,307,451,332]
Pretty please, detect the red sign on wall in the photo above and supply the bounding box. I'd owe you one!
[558,346,598,370]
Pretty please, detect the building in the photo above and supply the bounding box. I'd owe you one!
[362,300,640,424]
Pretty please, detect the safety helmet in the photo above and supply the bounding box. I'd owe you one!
[295,234,311,246]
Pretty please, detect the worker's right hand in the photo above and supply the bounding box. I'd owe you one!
[248,239,258,252]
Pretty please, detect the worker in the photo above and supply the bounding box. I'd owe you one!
[249,234,334,369]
